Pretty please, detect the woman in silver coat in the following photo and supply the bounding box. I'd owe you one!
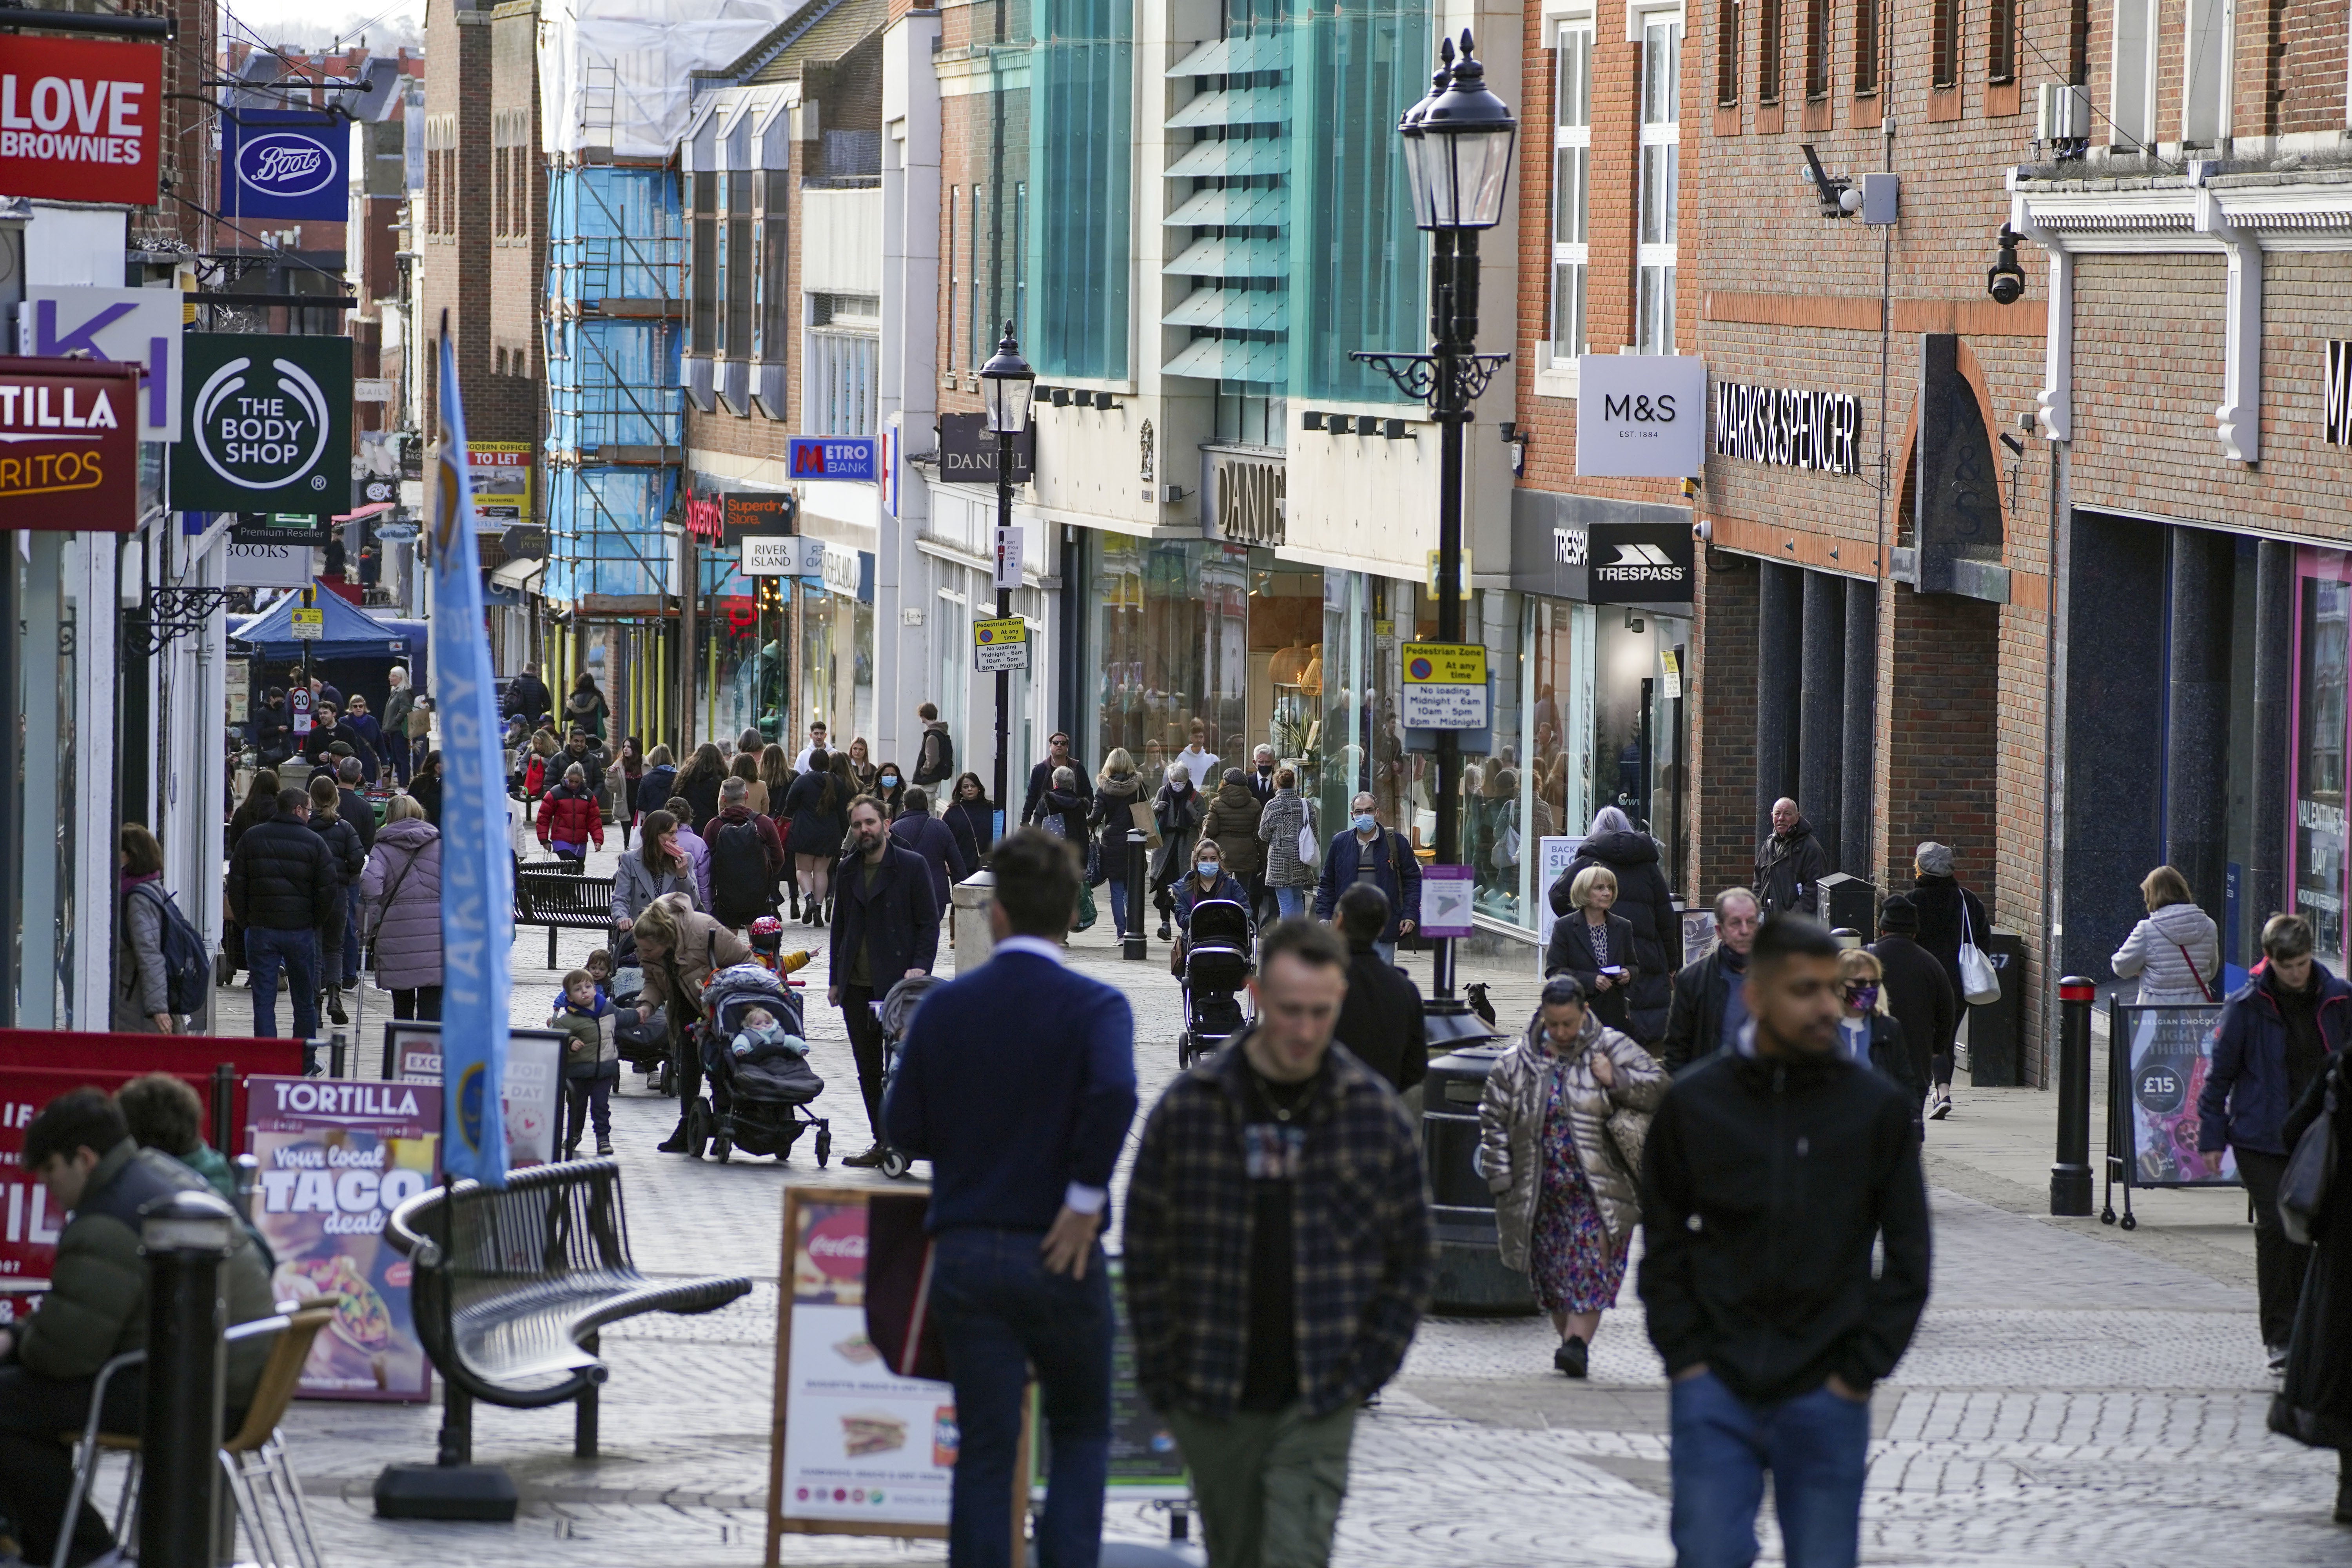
[1478,974,1668,1377]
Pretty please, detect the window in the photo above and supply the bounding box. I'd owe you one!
[1758,0,1782,101]
[1716,0,1739,104]
[725,171,754,359]
[946,188,959,373]
[1931,0,1958,87]
[1853,0,1880,93]
[1637,18,1681,354]
[971,183,986,370]
[1805,0,1830,97]
[494,143,507,238]
[1028,0,1132,380]
[759,169,789,363]
[2181,0,2230,145]
[1986,0,2015,82]
[1013,182,1027,343]
[808,294,880,436]
[937,591,968,769]
[690,171,718,355]
[1552,22,1592,363]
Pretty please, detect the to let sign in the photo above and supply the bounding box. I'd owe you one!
[1399,642,1489,730]
[0,36,161,205]
[789,437,877,481]
[973,617,1029,672]
[0,358,140,530]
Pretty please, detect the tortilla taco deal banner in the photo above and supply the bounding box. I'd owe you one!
[245,1076,442,1402]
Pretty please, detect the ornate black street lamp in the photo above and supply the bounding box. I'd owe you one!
[979,323,1035,840]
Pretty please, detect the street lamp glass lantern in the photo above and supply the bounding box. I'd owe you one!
[980,321,1036,434]
[1414,31,1517,231]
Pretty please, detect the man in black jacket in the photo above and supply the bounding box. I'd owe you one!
[505,662,553,725]
[1641,915,1931,1568]
[829,796,940,1166]
[1754,798,1830,917]
[225,787,338,1039]
[1660,888,1761,1070]
[1331,885,1427,1094]
[1869,895,1954,1122]
[1019,730,1074,826]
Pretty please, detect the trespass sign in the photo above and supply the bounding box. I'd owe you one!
[0,36,160,205]
[172,333,353,514]
[221,109,345,221]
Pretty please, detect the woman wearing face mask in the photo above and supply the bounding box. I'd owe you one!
[1839,947,1923,1138]
[873,760,908,821]
[1149,762,1204,941]
[1172,841,1249,935]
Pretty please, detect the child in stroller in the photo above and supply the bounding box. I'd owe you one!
[1177,897,1255,1067]
[693,963,831,1164]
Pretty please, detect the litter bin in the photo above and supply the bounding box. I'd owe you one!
[951,869,996,969]
[1960,926,2029,1086]
[1820,873,1878,940]
[1420,1038,1537,1316]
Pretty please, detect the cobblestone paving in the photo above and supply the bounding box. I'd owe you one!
[197,845,2352,1565]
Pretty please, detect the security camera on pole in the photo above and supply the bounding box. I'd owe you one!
[1352,31,1516,1024]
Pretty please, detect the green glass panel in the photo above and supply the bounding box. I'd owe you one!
[1028,0,1132,379]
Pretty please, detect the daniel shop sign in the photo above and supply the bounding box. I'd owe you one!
[0,36,161,205]
[1575,356,1707,479]
[221,110,346,222]
[171,333,353,514]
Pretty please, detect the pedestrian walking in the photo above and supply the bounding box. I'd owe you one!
[537,761,607,869]
[408,750,445,827]
[362,796,445,1021]
[251,688,292,767]
[115,824,209,1034]
[0,1090,277,1568]
[791,719,831,773]
[912,701,956,788]
[343,694,389,782]
[565,671,610,743]
[1641,914,1931,1568]
[1171,719,1220,805]
[846,735,878,792]
[880,827,1138,1568]
[616,737,645,847]
[1868,895,1953,1125]
[613,810,701,933]
[306,774,365,1027]
[890,787,971,922]
[2269,1045,2352,1521]
[407,693,433,776]
[1754,797,1829,918]
[2111,864,2222,1004]
[1020,730,1076,826]
[1312,794,1419,965]
[1837,948,1923,1132]
[829,797,940,1165]
[505,662,554,724]
[632,892,753,1155]
[225,786,336,1039]
[1039,766,1091,848]
[1245,744,1278,805]
[1908,840,1989,1121]
[229,769,279,854]
[1255,768,1318,922]
[2200,913,2352,1373]
[519,729,561,799]
[1125,919,1434,1568]
[1198,768,1266,916]
[335,755,378,850]
[784,750,848,926]
[663,794,715,910]
[871,758,906,821]
[944,772,997,867]
[1172,841,1250,938]
[1480,974,1664,1377]
[1330,885,1426,1095]
[704,776,787,928]
[678,742,728,831]
[1149,762,1205,940]
[1091,749,1149,941]
[1661,888,1763,1071]
[550,967,619,1158]
[730,748,771,815]
[1546,866,1639,1036]
[634,743,679,831]
[381,666,415,784]
[1547,806,1682,1045]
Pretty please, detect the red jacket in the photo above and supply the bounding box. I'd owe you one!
[699,805,784,877]
[537,783,605,850]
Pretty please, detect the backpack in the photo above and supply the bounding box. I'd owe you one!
[915,727,954,786]
[710,818,770,915]
[135,883,211,1016]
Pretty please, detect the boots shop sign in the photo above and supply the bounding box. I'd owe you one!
[0,36,161,206]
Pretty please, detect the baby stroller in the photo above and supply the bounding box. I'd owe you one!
[691,963,831,1166]
[608,963,675,1093]
[870,973,945,1179]
[1177,898,1254,1068]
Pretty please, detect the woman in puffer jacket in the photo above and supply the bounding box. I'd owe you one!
[2112,864,2223,1004]
[1477,974,1667,1379]
[536,762,606,867]
[362,797,443,1019]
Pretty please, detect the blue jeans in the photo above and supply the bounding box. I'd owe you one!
[1108,877,1130,939]
[1274,885,1307,920]
[1670,1370,1870,1568]
[245,926,320,1040]
[930,1227,1113,1568]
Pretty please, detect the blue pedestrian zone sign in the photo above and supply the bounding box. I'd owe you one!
[789,437,877,481]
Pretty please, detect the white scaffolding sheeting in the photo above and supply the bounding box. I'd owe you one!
[540,0,798,159]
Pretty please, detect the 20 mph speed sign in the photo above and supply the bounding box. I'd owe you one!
[973,617,1029,673]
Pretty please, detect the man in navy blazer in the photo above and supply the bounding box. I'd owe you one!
[884,828,1138,1568]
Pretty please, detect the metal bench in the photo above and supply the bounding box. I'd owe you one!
[514,865,619,967]
[385,1158,750,1464]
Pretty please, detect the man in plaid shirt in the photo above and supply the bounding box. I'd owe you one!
[1125,918,1434,1568]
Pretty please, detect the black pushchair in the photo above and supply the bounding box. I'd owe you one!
[609,963,675,1092]
[1177,898,1254,1068]
[691,963,831,1165]
[871,973,944,1180]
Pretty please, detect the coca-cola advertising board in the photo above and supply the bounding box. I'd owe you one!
[0,36,162,205]
[0,358,142,530]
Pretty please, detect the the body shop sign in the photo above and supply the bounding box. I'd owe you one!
[172,333,353,514]
[1575,355,1708,478]
[221,109,345,221]
[0,358,140,530]
[0,36,160,205]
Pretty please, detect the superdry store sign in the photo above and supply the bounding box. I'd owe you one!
[221,110,345,221]
[0,36,161,205]
[171,333,353,514]
[0,358,140,530]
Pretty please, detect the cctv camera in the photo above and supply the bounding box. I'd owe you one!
[1693,518,1714,543]
[1838,187,1864,214]
[1986,224,2027,305]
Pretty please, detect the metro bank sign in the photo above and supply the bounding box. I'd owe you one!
[788,436,877,481]
[0,36,160,205]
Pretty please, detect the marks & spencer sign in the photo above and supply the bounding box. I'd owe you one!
[221,110,345,221]
[0,358,139,530]
[1576,356,1707,479]
[0,36,160,205]
[171,333,352,514]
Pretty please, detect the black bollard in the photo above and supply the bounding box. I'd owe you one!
[2051,975,2096,1216]
[138,1189,240,1568]
[1123,831,1149,960]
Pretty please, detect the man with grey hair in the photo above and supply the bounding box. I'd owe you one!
[1246,743,1279,805]
[1755,798,1829,918]
[1662,888,1764,1071]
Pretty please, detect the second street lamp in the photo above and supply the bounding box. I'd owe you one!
[1355,29,1515,1019]
[979,323,1034,846]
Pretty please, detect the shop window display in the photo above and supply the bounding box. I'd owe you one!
[1088,538,1249,788]
[2295,562,2351,967]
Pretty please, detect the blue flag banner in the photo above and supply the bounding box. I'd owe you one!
[430,314,512,1189]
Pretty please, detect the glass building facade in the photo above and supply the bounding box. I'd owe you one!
[1030,0,1132,380]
